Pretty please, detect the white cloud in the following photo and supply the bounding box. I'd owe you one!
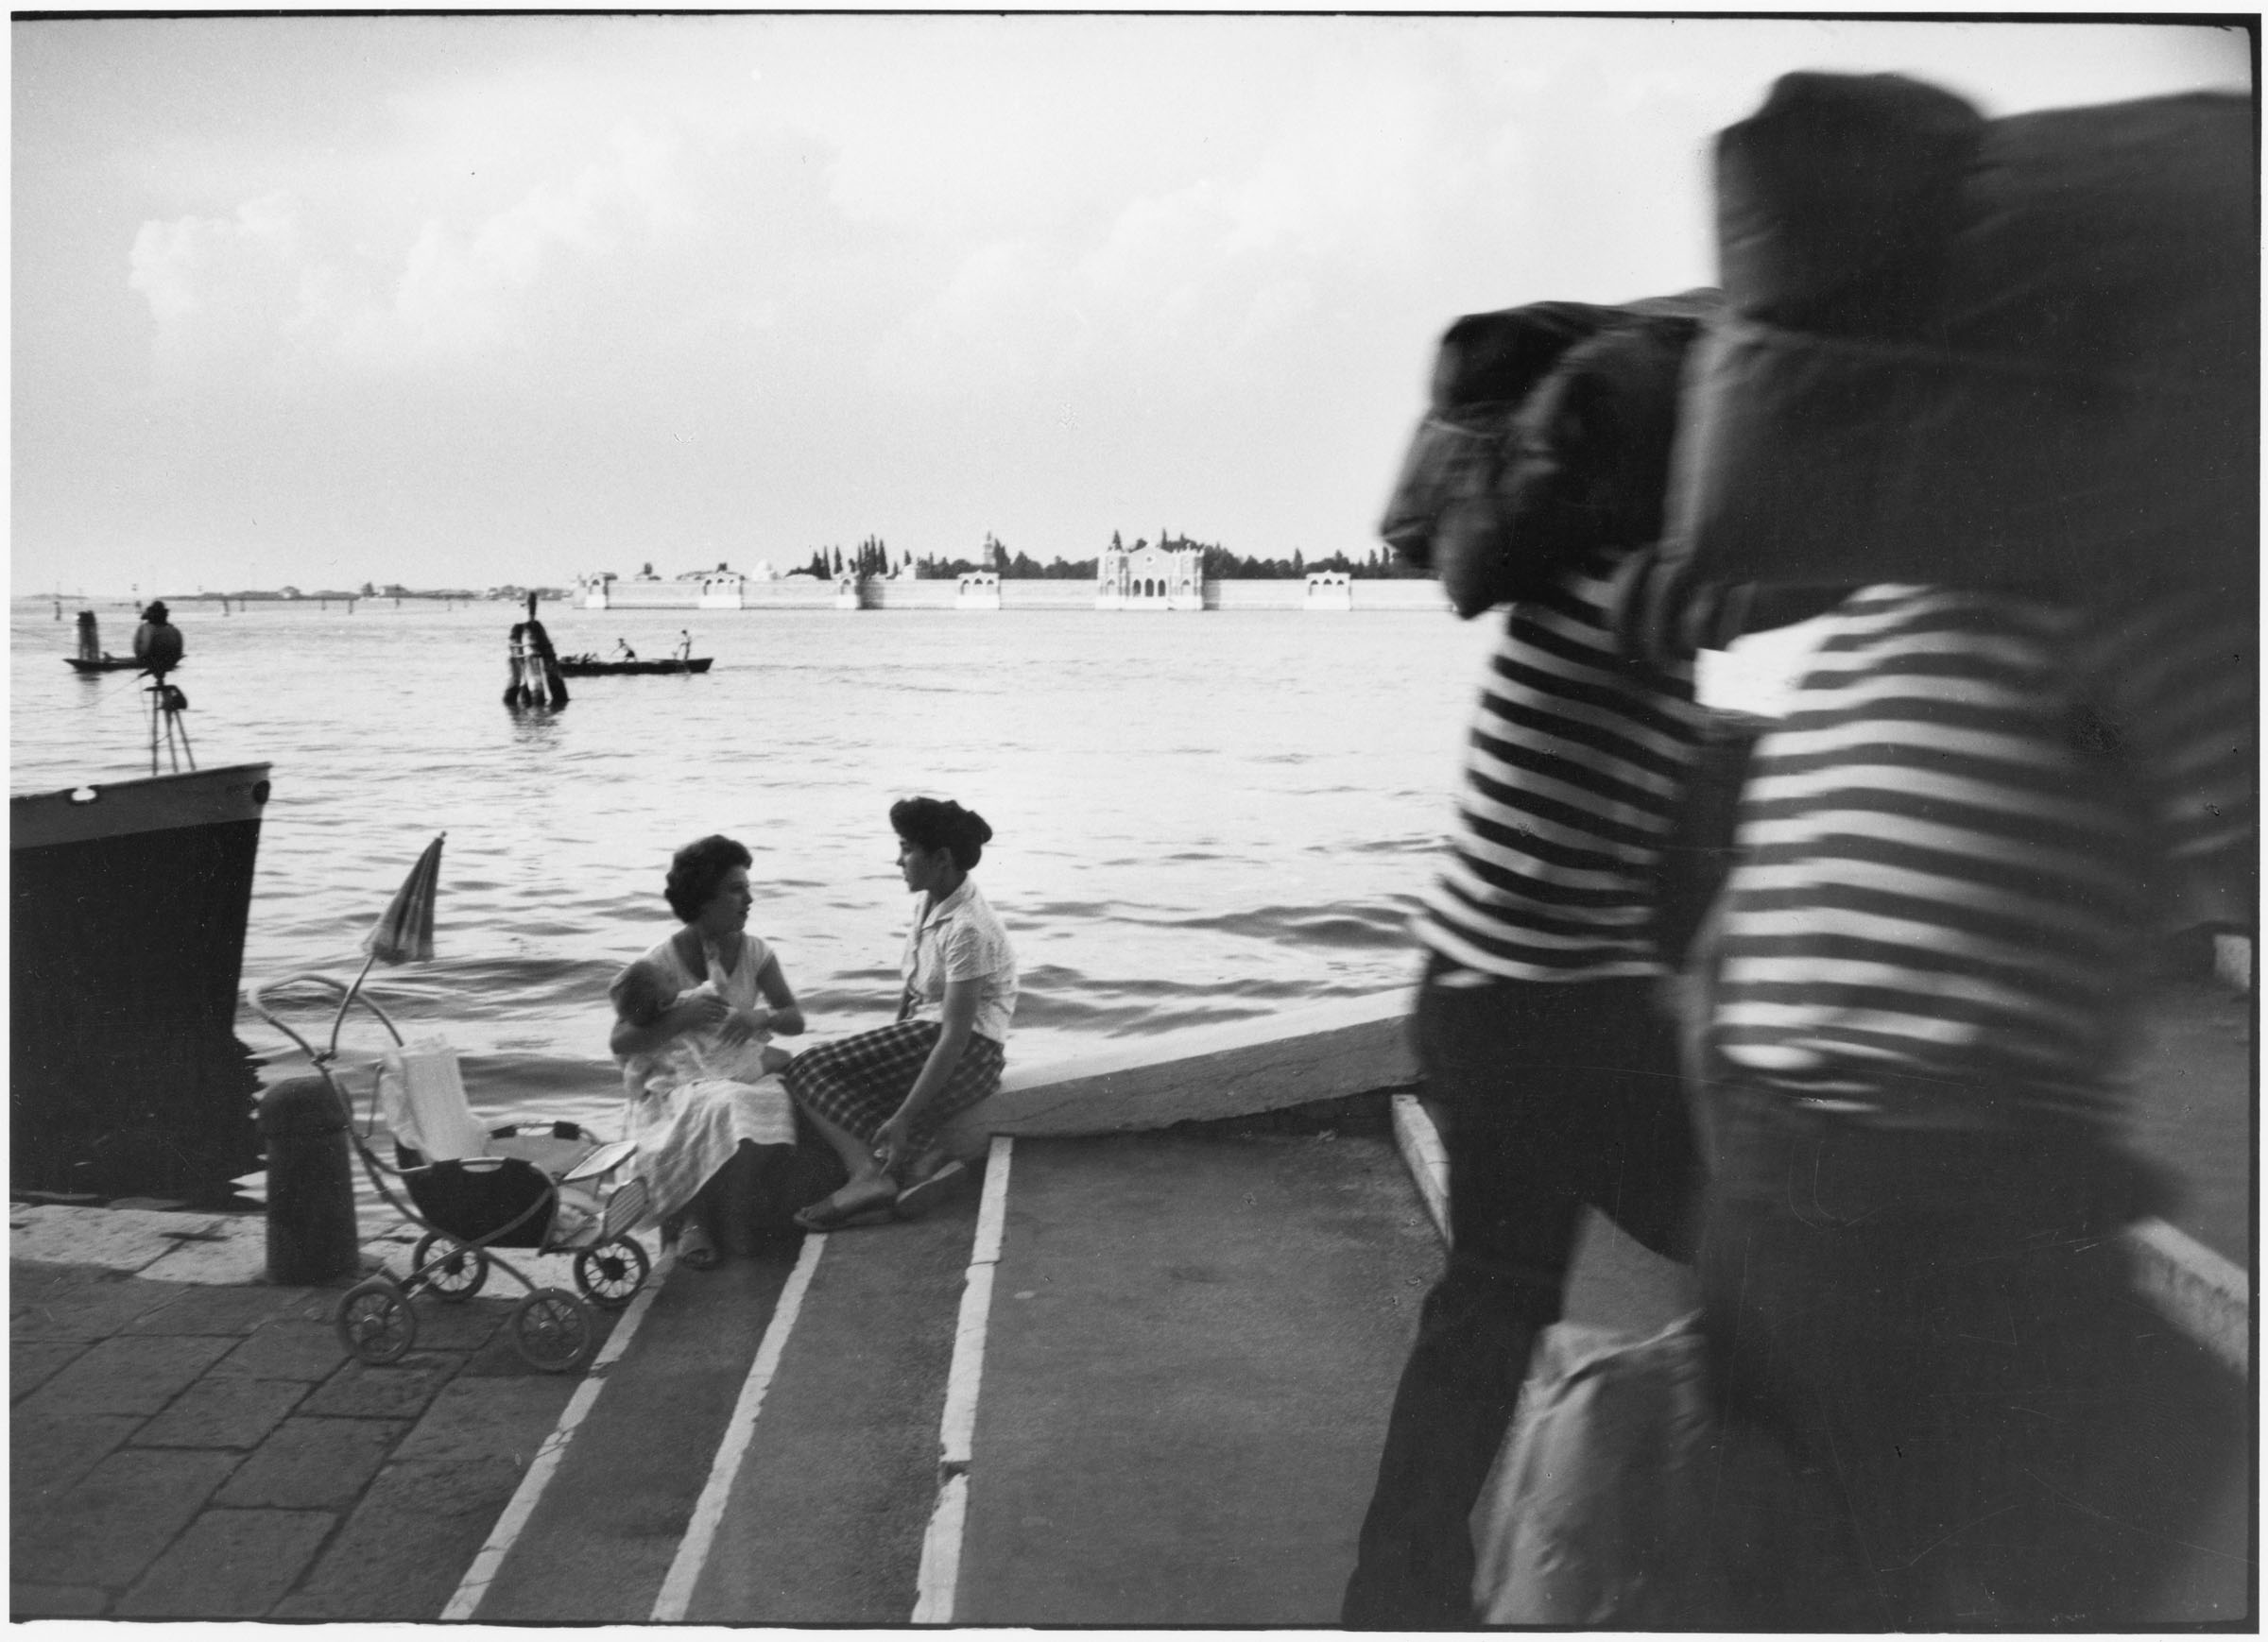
[129,120,697,387]
[129,190,306,378]
[30,14,2253,595]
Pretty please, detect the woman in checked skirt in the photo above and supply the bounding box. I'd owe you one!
[786,796,1018,1229]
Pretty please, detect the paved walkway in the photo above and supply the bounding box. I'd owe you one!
[10,976,2254,1623]
[10,1255,605,1618]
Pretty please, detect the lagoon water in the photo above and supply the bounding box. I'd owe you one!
[12,593,1805,1137]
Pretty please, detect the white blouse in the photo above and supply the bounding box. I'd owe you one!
[900,877,1018,1044]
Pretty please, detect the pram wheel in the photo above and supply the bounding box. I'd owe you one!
[510,1287,597,1373]
[573,1237,650,1310]
[410,1232,490,1302]
[337,1277,417,1365]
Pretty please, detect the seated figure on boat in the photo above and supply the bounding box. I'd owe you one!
[784,797,1017,1230]
[133,601,183,674]
[610,834,822,1268]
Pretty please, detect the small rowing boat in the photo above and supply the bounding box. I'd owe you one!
[555,656,713,677]
[65,608,144,672]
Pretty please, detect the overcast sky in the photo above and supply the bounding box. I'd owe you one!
[12,13,2251,597]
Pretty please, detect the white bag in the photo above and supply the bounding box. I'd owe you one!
[1469,1312,1729,1627]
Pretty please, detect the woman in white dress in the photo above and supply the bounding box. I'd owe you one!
[609,834,808,1268]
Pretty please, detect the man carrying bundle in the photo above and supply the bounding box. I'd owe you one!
[1344,293,1819,1625]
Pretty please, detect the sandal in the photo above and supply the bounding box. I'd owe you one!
[792,1182,900,1233]
[893,1160,969,1221]
[675,1223,721,1271]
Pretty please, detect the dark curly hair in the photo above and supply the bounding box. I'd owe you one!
[664,834,752,922]
[890,796,993,871]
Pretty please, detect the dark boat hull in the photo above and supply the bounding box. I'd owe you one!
[555,657,713,676]
[64,657,144,674]
[11,763,272,1202]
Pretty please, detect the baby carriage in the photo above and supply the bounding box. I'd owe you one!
[248,971,653,1374]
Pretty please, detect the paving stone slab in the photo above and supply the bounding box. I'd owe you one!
[9,1207,230,1274]
[11,1340,88,1402]
[277,1376,581,1620]
[136,1377,309,1449]
[300,1354,461,1420]
[135,1224,272,1287]
[15,1332,238,1417]
[455,1298,618,1377]
[117,1282,308,1336]
[211,1317,350,1381]
[10,1583,111,1618]
[11,1413,144,1515]
[114,1507,337,1619]
[394,1296,512,1353]
[215,1414,408,1511]
[9,1268,186,1342]
[12,1446,241,1587]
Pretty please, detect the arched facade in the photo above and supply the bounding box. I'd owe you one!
[697,571,747,609]
[1096,542,1205,611]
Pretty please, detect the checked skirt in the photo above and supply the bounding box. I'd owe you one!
[782,1020,1005,1154]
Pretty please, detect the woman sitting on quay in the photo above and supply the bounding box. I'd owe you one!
[610,833,815,1268]
[786,797,1018,1230]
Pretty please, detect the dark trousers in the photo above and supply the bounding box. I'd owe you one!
[1342,968,1698,1627]
[1697,1086,2238,1629]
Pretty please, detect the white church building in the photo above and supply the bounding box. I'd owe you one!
[1096,539,1204,611]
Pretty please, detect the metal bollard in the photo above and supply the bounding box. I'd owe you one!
[258,1076,361,1284]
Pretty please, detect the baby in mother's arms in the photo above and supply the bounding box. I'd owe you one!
[610,798,1018,1262]
[610,833,834,1270]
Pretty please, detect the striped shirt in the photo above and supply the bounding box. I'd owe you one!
[1712,585,2172,1128]
[1414,550,1705,982]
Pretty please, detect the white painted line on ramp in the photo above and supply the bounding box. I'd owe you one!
[912,1134,1015,1622]
[650,1227,828,1622]
[1390,1093,1450,1246]
[2129,1216,2250,1376]
[913,1474,970,1622]
[442,1245,677,1621]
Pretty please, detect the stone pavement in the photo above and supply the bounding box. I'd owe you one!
[9,1209,613,1620]
[9,962,2252,1624]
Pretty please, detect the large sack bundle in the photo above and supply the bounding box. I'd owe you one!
[1469,1316,1727,1626]
[1380,289,1719,616]
[1665,73,2256,593]
[1468,1313,1864,1627]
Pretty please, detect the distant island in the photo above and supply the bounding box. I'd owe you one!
[146,585,570,606]
[801,530,1427,583]
[83,527,1422,608]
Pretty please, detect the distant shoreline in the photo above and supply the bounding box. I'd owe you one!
[23,580,1455,613]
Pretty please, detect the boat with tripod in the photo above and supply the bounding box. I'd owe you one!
[12,601,274,1203]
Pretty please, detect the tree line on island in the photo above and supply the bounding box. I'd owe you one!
[801,530,1424,582]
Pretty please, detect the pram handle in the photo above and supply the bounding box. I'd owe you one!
[246,971,409,1063]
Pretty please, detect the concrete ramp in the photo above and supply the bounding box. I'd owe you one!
[948,1131,1438,1624]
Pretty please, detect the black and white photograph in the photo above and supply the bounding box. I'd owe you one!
[10,9,2255,1627]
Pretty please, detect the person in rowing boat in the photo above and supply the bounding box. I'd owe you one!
[784,797,1018,1229]
[610,834,816,1268]
[614,639,637,661]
